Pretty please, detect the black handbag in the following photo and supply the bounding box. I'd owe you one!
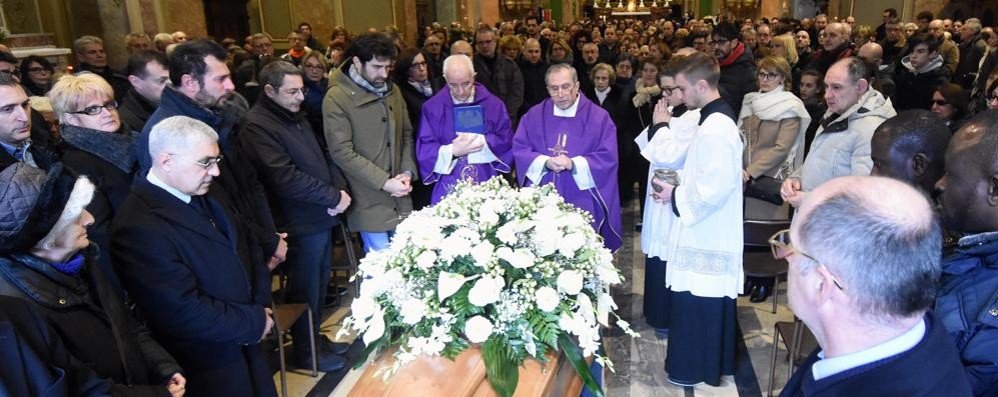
[745,176,785,205]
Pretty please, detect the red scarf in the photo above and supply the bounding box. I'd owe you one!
[719,42,745,67]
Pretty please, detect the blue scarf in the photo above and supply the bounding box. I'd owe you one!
[50,252,85,275]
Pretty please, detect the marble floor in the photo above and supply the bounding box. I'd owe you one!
[273,199,800,396]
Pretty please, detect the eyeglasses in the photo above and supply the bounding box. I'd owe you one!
[768,229,845,291]
[987,94,998,102]
[709,38,730,46]
[931,99,949,106]
[190,154,224,170]
[303,64,324,70]
[27,67,48,73]
[411,61,427,69]
[70,100,118,116]
[661,85,678,95]
[757,72,781,81]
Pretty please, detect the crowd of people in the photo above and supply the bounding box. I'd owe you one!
[0,7,996,397]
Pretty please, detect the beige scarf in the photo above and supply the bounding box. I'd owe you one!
[632,79,662,107]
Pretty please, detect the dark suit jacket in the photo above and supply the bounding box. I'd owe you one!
[111,176,276,397]
[779,313,972,397]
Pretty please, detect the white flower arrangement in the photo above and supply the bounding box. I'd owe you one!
[338,177,637,397]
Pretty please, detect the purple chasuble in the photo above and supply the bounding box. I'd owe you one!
[512,96,623,251]
[416,83,514,203]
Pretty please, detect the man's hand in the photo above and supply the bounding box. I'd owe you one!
[742,170,751,184]
[267,233,288,271]
[652,97,671,125]
[452,134,485,157]
[383,177,412,197]
[650,180,675,204]
[545,155,573,172]
[328,190,351,216]
[261,307,274,341]
[166,373,186,397]
[780,177,805,208]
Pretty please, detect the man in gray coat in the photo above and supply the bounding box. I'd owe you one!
[781,57,896,207]
[323,33,416,252]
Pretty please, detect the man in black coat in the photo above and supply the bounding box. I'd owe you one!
[72,35,130,103]
[711,23,757,116]
[518,38,550,117]
[777,176,972,397]
[112,116,277,397]
[120,50,169,134]
[473,27,524,124]
[239,61,351,372]
[135,39,285,276]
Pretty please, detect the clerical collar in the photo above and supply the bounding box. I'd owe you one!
[147,170,192,204]
[698,98,735,125]
[812,317,926,381]
[553,95,580,117]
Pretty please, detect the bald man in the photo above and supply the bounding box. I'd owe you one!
[934,111,998,396]
[804,22,855,74]
[928,19,960,77]
[450,40,473,58]
[869,110,949,194]
[777,176,971,396]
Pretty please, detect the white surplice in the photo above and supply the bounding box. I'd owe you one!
[634,108,701,261]
[667,110,745,299]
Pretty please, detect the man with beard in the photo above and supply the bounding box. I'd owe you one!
[711,23,757,116]
[324,33,415,252]
[933,111,998,396]
[928,19,960,78]
[136,38,286,282]
[524,16,550,60]
[518,38,550,116]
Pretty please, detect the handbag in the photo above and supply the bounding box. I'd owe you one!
[745,175,785,205]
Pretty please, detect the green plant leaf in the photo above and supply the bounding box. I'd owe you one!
[558,333,603,397]
[483,336,519,397]
[351,337,385,370]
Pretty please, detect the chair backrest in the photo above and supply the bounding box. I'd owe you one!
[743,218,792,248]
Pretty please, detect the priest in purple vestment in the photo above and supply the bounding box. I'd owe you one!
[512,63,623,251]
[416,54,513,203]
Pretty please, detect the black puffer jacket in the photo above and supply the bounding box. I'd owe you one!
[0,246,181,396]
[718,42,758,116]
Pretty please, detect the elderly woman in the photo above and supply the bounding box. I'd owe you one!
[548,38,573,64]
[394,47,442,210]
[930,83,969,133]
[48,73,136,299]
[0,162,185,396]
[20,55,55,96]
[738,56,810,302]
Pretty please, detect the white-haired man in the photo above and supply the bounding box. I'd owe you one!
[415,54,513,204]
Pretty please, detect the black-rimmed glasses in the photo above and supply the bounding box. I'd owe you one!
[70,100,118,116]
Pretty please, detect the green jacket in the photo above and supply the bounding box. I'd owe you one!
[323,65,416,232]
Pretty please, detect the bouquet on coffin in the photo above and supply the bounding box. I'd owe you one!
[337,177,638,397]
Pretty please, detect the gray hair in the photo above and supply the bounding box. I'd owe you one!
[73,35,103,55]
[258,60,302,90]
[148,116,219,159]
[545,63,578,85]
[442,54,475,78]
[965,18,982,33]
[798,182,940,324]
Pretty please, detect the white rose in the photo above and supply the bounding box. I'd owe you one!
[557,232,586,256]
[415,250,437,270]
[400,298,428,325]
[464,315,494,343]
[468,275,504,307]
[437,271,471,301]
[533,223,560,257]
[496,221,521,245]
[470,240,495,267]
[535,286,560,312]
[556,270,584,295]
[478,201,501,226]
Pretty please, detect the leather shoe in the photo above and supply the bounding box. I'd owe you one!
[295,350,346,372]
[319,335,351,355]
[750,284,770,303]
